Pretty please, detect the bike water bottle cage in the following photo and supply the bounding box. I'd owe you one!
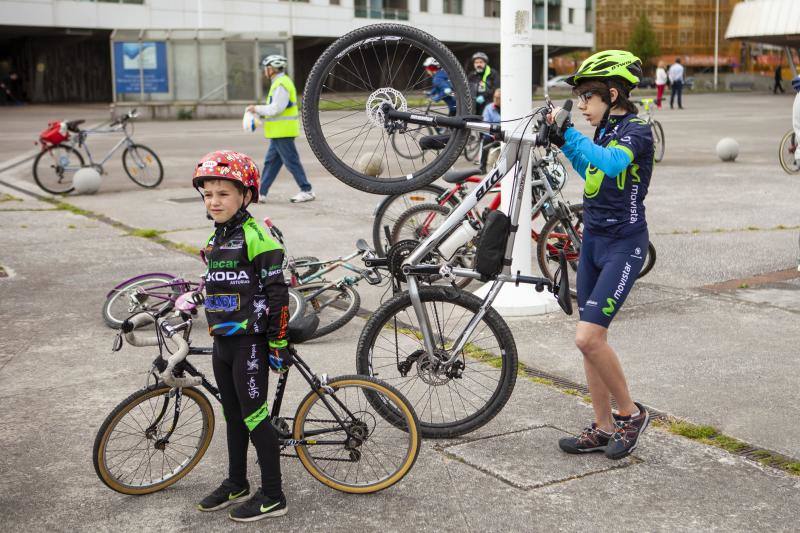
[474,211,510,281]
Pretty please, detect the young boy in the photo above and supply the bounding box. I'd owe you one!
[192,150,291,521]
[548,50,652,460]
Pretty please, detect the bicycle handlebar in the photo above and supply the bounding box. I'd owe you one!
[121,313,201,388]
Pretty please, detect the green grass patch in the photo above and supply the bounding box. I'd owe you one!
[173,242,201,257]
[691,229,700,234]
[0,193,22,203]
[67,224,76,229]
[20,224,27,228]
[129,228,164,239]
[665,419,718,440]
[746,226,760,231]
[738,283,749,289]
[562,388,580,397]
[53,201,92,217]
[529,376,555,386]
[713,434,749,454]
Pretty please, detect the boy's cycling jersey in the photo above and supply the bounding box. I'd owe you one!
[561,112,654,237]
[203,211,289,345]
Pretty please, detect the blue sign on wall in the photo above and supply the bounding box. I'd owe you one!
[114,42,169,94]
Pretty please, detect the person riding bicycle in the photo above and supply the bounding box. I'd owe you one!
[468,51,499,115]
[424,57,457,117]
[192,150,291,521]
[547,50,653,460]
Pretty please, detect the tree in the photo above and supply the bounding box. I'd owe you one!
[628,13,660,71]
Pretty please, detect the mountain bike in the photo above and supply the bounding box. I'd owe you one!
[779,129,799,174]
[33,109,163,194]
[303,23,577,438]
[102,273,307,329]
[93,307,420,495]
[637,98,665,163]
[263,219,384,339]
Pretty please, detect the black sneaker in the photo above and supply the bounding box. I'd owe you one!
[605,402,650,460]
[558,423,611,454]
[197,479,250,512]
[229,489,288,522]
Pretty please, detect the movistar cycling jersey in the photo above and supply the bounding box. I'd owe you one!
[203,210,289,346]
[561,112,653,237]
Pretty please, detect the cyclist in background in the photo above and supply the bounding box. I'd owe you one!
[193,150,291,522]
[424,57,457,117]
[547,50,653,461]
[479,88,502,172]
[468,51,499,115]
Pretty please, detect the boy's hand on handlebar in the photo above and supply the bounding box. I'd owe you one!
[268,345,293,373]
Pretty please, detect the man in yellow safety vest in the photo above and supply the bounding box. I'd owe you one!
[247,55,314,203]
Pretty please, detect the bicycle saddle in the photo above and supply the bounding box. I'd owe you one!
[65,119,85,132]
[288,312,319,344]
[442,168,479,184]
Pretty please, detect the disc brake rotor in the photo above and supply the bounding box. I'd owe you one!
[367,87,408,128]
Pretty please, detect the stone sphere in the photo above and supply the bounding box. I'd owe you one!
[716,137,739,162]
[72,167,102,194]
[357,153,384,177]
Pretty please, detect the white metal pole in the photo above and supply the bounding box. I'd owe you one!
[473,0,557,316]
[714,0,719,90]
[543,0,549,97]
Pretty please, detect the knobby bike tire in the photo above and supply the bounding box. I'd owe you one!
[122,144,164,188]
[291,256,322,279]
[296,282,361,339]
[356,285,517,438]
[390,202,473,289]
[638,241,657,279]
[102,274,178,328]
[652,120,665,163]
[288,287,308,323]
[293,375,421,493]
[372,183,454,256]
[779,130,799,174]
[32,144,84,194]
[302,23,471,195]
[537,204,584,298]
[93,384,215,495]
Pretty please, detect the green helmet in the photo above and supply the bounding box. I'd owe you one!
[565,50,643,87]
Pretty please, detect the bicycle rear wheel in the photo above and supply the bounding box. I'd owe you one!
[123,144,164,188]
[302,23,471,195]
[293,375,420,494]
[102,274,179,328]
[463,131,482,162]
[537,204,584,298]
[288,287,307,323]
[32,144,84,194]
[296,282,361,339]
[356,285,518,438]
[390,125,436,160]
[93,384,215,495]
[779,130,799,174]
[652,120,665,163]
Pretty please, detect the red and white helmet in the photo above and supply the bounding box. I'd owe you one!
[423,57,440,71]
[193,150,260,202]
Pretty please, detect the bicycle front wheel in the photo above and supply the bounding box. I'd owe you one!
[32,144,84,194]
[356,285,518,438]
[302,23,471,195]
[293,374,420,494]
[93,384,215,495]
[123,144,164,188]
[102,274,178,328]
[537,204,583,298]
[296,282,361,339]
[652,120,665,163]
[779,130,799,174]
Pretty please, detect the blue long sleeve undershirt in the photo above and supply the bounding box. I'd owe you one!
[560,127,633,180]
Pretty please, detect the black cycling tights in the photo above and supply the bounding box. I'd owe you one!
[212,334,282,500]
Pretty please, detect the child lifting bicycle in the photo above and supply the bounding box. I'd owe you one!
[192,150,292,521]
[547,50,653,460]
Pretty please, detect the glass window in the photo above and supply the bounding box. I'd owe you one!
[443,0,462,15]
[484,0,499,17]
[354,0,408,20]
[568,8,574,24]
[420,0,427,12]
[173,41,199,101]
[199,43,225,101]
[226,41,256,101]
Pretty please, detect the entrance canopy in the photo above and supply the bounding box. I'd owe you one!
[725,0,800,47]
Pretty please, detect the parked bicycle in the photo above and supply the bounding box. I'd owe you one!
[102,273,306,330]
[93,306,421,495]
[33,109,163,194]
[779,129,799,174]
[638,98,665,163]
[263,218,385,339]
[303,23,582,438]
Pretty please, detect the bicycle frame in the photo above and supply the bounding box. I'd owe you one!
[386,110,575,361]
[76,123,135,168]
[295,251,366,286]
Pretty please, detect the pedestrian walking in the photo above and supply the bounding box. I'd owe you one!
[655,61,667,109]
[468,51,499,115]
[668,57,684,109]
[773,65,785,94]
[246,55,314,204]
